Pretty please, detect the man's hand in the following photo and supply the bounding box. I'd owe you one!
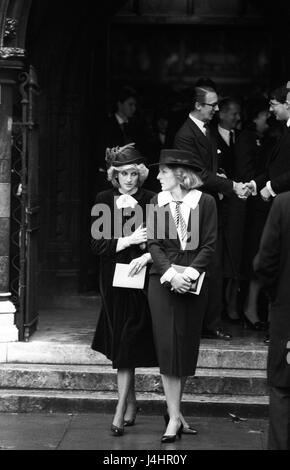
[233,182,251,200]
[260,186,272,202]
[244,181,257,195]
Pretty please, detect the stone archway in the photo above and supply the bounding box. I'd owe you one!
[0,0,32,57]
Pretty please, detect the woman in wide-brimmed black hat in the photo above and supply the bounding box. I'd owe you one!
[147,149,218,443]
[91,143,158,437]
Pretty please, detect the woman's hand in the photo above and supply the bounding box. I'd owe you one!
[128,255,148,277]
[127,225,147,246]
[171,273,192,294]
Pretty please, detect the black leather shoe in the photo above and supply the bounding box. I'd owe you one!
[241,313,268,331]
[111,424,124,437]
[263,334,270,345]
[164,413,198,435]
[124,406,141,427]
[161,423,183,444]
[202,328,232,340]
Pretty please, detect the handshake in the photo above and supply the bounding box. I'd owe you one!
[233,182,252,200]
[233,181,272,202]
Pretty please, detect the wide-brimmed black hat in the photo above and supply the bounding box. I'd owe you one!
[150,149,202,171]
[106,143,146,168]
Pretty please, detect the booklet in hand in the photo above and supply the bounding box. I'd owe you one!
[171,264,205,295]
[113,263,147,290]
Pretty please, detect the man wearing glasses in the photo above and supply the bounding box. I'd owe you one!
[174,86,249,341]
[245,84,290,202]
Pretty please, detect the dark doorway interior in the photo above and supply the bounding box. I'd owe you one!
[24,1,118,304]
[23,1,290,307]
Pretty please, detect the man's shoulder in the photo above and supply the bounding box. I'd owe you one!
[176,117,194,132]
[275,191,290,205]
[175,117,201,141]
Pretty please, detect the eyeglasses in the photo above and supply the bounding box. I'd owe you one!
[269,101,282,108]
[201,102,219,109]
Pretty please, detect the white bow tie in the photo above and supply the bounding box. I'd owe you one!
[116,194,138,209]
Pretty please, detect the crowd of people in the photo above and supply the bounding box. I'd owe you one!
[91,79,290,449]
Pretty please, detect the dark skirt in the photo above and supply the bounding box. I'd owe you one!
[148,274,208,377]
[92,286,158,370]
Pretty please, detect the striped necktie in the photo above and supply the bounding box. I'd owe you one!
[174,201,188,242]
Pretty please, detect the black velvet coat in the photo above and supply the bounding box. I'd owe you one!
[254,192,290,387]
[91,188,158,369]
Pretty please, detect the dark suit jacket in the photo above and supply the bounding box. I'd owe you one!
[174,118,234,197]
[255,126,290,193]
[104,115,136,149]
[254,192,290,387]
[147,192,217,278]
[210,126,236,179]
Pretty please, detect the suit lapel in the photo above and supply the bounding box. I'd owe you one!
[269,126,290,163]
[188,118,211,152]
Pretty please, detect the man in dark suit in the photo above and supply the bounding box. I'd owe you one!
[174,86,249,340]
[254,192,290,450]
[210,98,242,321]
[211,98,241,179]
[96,86,147,193]
[105,86,138,148]
[246,85,290,200]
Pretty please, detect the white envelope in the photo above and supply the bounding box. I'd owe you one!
[113,263,147,290]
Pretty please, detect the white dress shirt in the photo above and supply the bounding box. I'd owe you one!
[115,113,128,126]
[218,126,236,146]
[157,190,202,285]
[189,114,207,136]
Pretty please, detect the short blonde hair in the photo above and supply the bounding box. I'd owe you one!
[107,164,149,188]
[171,166,203,191]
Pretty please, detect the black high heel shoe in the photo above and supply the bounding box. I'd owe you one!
[111,424,124,437]
[124,406,141,427]
[241,312,268,331]
[161,422,183,444]
[164,413,198,435]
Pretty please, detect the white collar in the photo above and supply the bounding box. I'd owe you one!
[189,113,207,134]
[158,190,202,210]
[287,118,290,128]
[116,194,138,209]
[115,113,128,126]
[218,125,231,136]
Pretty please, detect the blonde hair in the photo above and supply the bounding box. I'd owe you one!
[171,166,203,191]
[107,163,149,188]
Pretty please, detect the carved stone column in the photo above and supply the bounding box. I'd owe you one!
[0,67,20,342]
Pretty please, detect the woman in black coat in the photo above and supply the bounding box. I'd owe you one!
[147,149,217,443]
[91,144,157,436]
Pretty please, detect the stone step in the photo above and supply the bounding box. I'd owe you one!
[0,389,269,417]
[1,342,268,370]
[0,364,268,396]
